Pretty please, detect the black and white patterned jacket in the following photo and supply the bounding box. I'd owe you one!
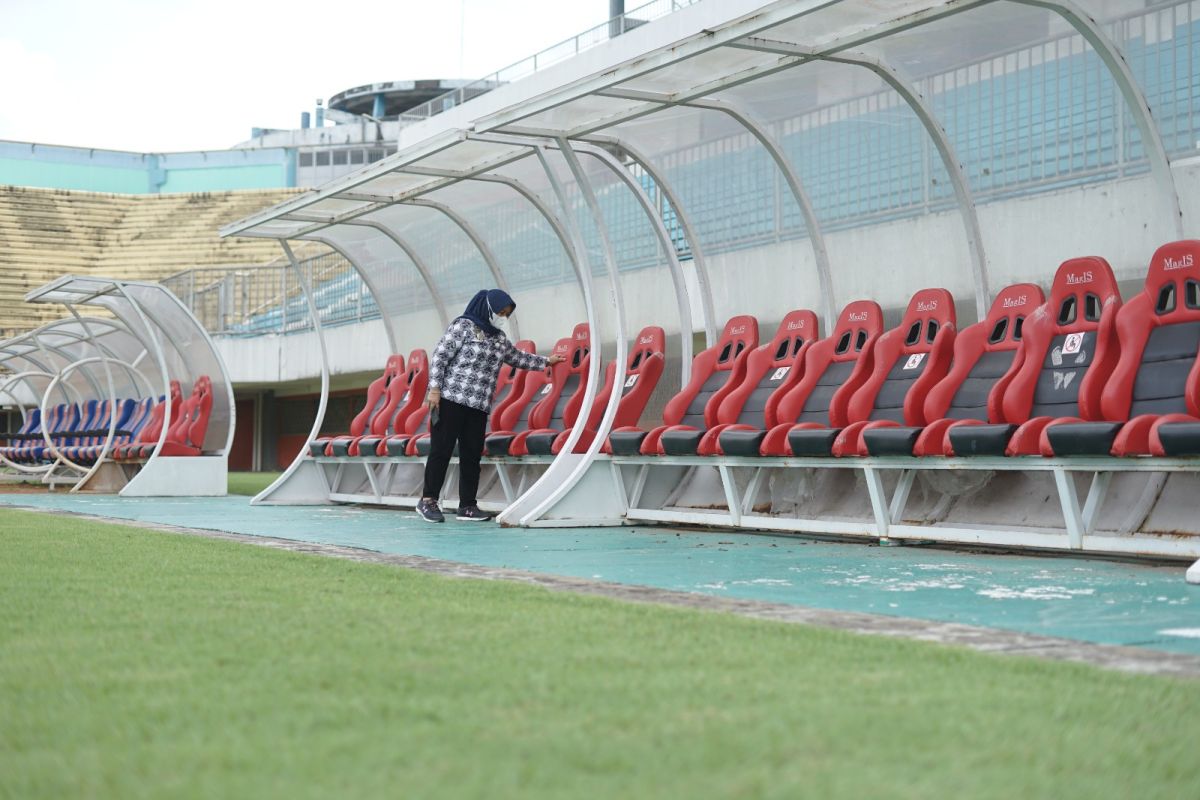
[428,318,548,412]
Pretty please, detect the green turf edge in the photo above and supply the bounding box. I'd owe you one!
[226,471,281,496]
[1,507,1198,800]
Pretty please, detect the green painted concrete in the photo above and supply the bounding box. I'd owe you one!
[2,493,1197,655]
[0,157,148,193]
[158,164,289,193]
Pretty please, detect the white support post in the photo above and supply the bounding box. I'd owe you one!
[1053,467,1086,549]
[889,469,917,524]
[717,464,743,526]
[741,466,765,515]
[862,465,892,541]
[1080,471,1113,536]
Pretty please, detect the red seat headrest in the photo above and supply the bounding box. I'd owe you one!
[1140,239,1200,323]
[828,300,884,361]
[766,309,819,363]
[980,282,1044,350]
[714,314,758,368]
[628,326,665,371]
[1042,256,1120,333]
[384,354,404,378]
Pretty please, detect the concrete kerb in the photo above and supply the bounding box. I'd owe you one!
[11,503,1200,679]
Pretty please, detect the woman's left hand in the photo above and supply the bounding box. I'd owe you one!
[547,354,565,366]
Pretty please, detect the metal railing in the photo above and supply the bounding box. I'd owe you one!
[163,250,377,336]
[399,0,699,123]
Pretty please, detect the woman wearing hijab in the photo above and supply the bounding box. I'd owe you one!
[417,289,565,523]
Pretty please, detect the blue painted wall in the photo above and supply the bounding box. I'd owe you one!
[0,140,296,194]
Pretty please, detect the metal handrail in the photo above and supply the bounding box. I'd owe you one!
[399,0,697,123]
[162,250,373,336]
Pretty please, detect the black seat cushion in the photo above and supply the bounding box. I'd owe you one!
[1045,422,1123,456]
[383,437,411,457]
[948,424,1017,456]
[327,439,352,457]
[309,439,330,457]
[485,434,515,456]
[863,426,922,456]
[357,436,383,456]
[415,437,433,457]
[609,430,649,456]
[787,428,840,457]
[524,432,558,455]
[719,429,767,457]
[1156,422,1200,456]
[660,429,704,456]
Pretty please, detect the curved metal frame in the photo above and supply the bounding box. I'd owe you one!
[684,97,837,330]
[0,369,64,475]
[1015,0,1184,238]
[496,142,612,526]
[831,49,990,317]
[512,137,631,525]
[339,221,452,330]
[50,301,122,488]
[571,141,696,385]
[300,234,402,352]
[405,197,522,340]
[581,132,718,346]
[252,239,333,505]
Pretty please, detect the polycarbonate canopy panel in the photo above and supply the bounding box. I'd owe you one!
[610,46,790,96]
[26,277,233,454]
[1,311,151,404]
[761,0,956,51]
[412,139,529,174]
[419,175,585,348]
[601,103,820,331]
[857,1,1179,284]
[360,203,494,311]
[709,58,974,320]
[561,140,677,347]
[302,221,440,343]
[514,95,658,136]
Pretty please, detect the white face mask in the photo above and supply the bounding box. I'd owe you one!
[492,313,509,333]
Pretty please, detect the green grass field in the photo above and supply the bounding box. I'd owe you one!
[227,471,280,496]
[2,506,1198,799]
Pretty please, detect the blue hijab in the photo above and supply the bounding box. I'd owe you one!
[456,289,515,338]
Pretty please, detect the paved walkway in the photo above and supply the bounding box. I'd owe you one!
[3,493,1199,674]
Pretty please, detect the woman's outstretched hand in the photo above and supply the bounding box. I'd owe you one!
[547,355,566,366]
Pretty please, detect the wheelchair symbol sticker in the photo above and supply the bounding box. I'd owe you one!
[903,353,926,370]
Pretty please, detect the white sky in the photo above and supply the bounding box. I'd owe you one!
[0,0,608,152]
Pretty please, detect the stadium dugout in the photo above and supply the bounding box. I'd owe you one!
[0,277,233,495]
[222,0,1200,580]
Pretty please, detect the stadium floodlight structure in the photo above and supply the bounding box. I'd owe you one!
[223,0,1200,577]
[22,276,235,495]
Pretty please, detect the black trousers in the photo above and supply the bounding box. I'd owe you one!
[422,399,489,507]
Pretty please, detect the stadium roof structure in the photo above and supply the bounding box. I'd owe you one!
[222,0,1193,523]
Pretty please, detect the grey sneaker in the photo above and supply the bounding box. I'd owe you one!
[455,505,495,522]
[416,498,444,523]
